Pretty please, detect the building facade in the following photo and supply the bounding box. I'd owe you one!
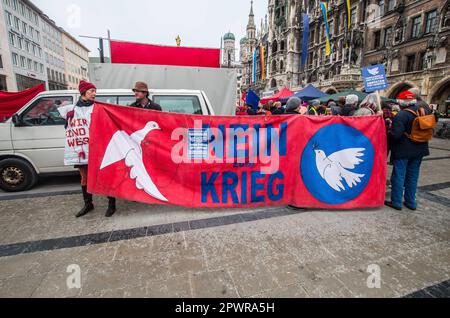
[363,0,449,112]
[0,0,16,91]
[240,0,450,112]
[62,31,89,90]
[222,31,236,67]
[240,1,270,95]
[2,0,46,91]
[221,31,244,101]
[41,14,66,90]
[1,0,91,92]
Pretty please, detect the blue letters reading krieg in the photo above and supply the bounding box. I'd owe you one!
[201,122,287,204]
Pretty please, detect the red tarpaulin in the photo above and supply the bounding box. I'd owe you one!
[260,87,295,105]
[0,84,45,122]
[87,103,387,210]
[110,40,221,68]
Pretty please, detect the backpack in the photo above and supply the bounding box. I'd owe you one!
[404,108,436,143]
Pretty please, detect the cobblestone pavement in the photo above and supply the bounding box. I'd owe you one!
[0,139,449,298]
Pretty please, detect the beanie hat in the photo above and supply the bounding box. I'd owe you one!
[286,97,301,111]
[311,99,321,107]
[79,80,96,95]
[346,94,359,105]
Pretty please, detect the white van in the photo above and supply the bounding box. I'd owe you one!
[0,89,215,192]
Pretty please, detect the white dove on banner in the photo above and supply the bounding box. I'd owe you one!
[313,144,366,193]
[100,122,168,202]
[367,67,380,76]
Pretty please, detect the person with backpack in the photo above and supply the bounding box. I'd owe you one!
[385,99,436,211]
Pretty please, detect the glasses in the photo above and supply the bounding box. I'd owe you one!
[133,90,147,94]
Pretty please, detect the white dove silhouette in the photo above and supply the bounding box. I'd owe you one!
[314,146,366,193]
[367,67,380,76]
[100,121,168,202]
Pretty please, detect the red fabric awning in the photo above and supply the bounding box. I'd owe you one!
[110,40,221,68]
[260,87,295,104]
[0,84,45,122]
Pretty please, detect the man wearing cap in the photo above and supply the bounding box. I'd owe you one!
[58,80,118,218]
[130,81,162,111]
[285,97,303,115]
[341,94,359,116]
[308,99,321,116]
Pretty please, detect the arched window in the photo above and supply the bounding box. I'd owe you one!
[272,60,277,73]
[271,78,277,88]
[280,60,284,72]
[272,40,278,54]
[280,40,285,51]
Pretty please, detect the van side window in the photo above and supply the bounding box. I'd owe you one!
[21,96,73,126]
[118,96,135,106]
[152,95,202,114]
[96,96,118,105]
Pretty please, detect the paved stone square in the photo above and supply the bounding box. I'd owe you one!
[0,139,449,298]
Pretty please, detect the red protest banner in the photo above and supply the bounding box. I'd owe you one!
[88,103,387,210]
[0,84,45,122]
[110,40,220,68]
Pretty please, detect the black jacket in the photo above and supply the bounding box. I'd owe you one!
[271,107,285,115]
[389,104,430,160]
[341,104,356,117]
[130,99,162,111]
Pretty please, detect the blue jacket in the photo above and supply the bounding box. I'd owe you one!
[389,105,430,160]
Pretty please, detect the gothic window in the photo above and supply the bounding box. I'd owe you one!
[405,54,416,72]
[373,30,381,49]
[384,26,393,46]
[418,52,427,70]
[380,0,385,16]
[411,16,421,38]
[351,7,357,26]
[271,78,277,88]
[272,60,277,73]
[280,60,284,72]
[280,40,285,51]
[425,10,438,34]
[443,5,450,28]
[388,0,396,12]
[272,41,278,53]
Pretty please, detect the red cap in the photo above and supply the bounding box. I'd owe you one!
[78,80,96,95]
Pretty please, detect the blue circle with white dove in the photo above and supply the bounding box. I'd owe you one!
[300,124,375,205]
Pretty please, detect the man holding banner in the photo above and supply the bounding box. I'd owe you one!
[130,81,162,111]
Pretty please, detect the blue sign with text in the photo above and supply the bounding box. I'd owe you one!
[362,64,389,92]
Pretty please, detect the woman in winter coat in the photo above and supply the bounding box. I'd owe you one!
[58,80,117,218]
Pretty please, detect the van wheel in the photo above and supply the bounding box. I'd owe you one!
[0,158,38,192]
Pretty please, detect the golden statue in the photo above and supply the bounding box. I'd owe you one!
[176,35,181,47]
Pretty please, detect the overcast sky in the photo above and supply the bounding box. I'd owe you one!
[33,0,268,58]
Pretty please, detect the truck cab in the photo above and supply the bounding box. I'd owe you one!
[0,89,214,192]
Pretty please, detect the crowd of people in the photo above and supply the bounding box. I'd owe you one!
[236,93,396,118]
[237,88,437,212]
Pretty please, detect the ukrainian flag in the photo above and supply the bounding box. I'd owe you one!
[320,2,332,56]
